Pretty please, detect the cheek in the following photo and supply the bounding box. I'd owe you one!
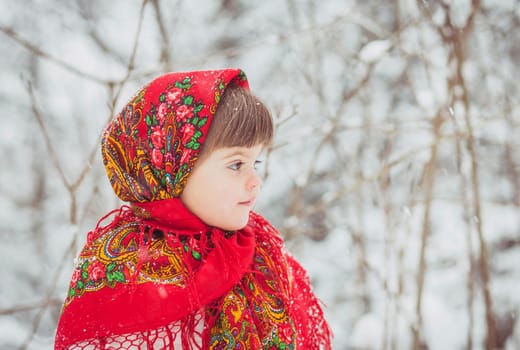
[219,178,242,201]
[200,178,230,205]
[210,185,235,208]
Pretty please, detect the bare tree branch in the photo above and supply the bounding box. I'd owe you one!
[0,25,111,85]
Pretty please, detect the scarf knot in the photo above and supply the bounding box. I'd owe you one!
[130,198,207,234]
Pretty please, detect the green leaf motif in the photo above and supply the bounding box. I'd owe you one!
[77,281,84,290]
[194,130,202,139]
[68,289,75,297]
[197,117,207,128]
[159,93,165,102]
[186,140,194,148]
[192,143,200,150]
[81,271,88,279]
[194,104,203,113]
[184,95,193,105]
[192,250,201,260]
[134,90,145,103]
[161,175,167,187]
[107,262,116,272]
[112,271,125,283]
[107,272,114,283]
[174,169,183,183]
[192,116,199,126]
[145,114,152,126]
[175,81,191,89]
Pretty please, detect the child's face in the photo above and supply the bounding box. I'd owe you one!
[180,144,264,231]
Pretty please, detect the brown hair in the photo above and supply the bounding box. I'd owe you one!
[200,85,274,157]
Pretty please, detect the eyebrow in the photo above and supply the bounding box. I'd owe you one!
[221,150,248,159]
[219,147,262,160]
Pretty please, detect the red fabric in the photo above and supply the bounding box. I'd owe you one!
[55,68,332,349]
[204,212,333,350]
[101,69,249,202]
[56,199,255,347]
[132,198,207,230]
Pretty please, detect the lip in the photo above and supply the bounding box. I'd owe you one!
[238,198,256,206]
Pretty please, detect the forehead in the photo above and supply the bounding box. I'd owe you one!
[205,145,264,160]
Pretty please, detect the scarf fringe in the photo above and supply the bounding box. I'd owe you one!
[56,208,332,349]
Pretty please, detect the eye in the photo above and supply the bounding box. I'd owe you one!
[254,160,263,170]
[228,161,244,171]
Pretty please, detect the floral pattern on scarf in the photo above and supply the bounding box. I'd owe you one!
[55,69,332,350]
[102,70,248,202]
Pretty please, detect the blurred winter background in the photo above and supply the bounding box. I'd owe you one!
[1,0,519,349]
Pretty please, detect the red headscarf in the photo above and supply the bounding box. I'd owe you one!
[55,69,331,349]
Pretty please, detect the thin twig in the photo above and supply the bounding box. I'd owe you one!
[110,0,149,112]
[0,25,110,85]
[412,112,443,350]
[0,299,63,316]
[18,229,79,350]
[150,0,172,70]
[26,80,71,190]
[438,0,496,348]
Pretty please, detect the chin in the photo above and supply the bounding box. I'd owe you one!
[223,223,248,231]
[207,210,251,231]
[219,218,249,231]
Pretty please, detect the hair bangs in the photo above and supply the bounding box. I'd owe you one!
[201,85,274,157]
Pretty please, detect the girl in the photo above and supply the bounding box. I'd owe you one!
[55,68,331,349]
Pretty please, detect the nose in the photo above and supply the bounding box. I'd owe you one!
[247,171,262,191]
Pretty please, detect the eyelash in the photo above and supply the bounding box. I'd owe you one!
[228,160,263,171]
[229,161,244,171]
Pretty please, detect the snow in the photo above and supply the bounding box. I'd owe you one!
[359,39,392,64]
[350,313,385,349]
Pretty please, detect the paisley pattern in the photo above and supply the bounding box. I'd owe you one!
[207,229,298,349]
[65,219,196,305]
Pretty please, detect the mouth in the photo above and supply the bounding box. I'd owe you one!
[238,198,256,206]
